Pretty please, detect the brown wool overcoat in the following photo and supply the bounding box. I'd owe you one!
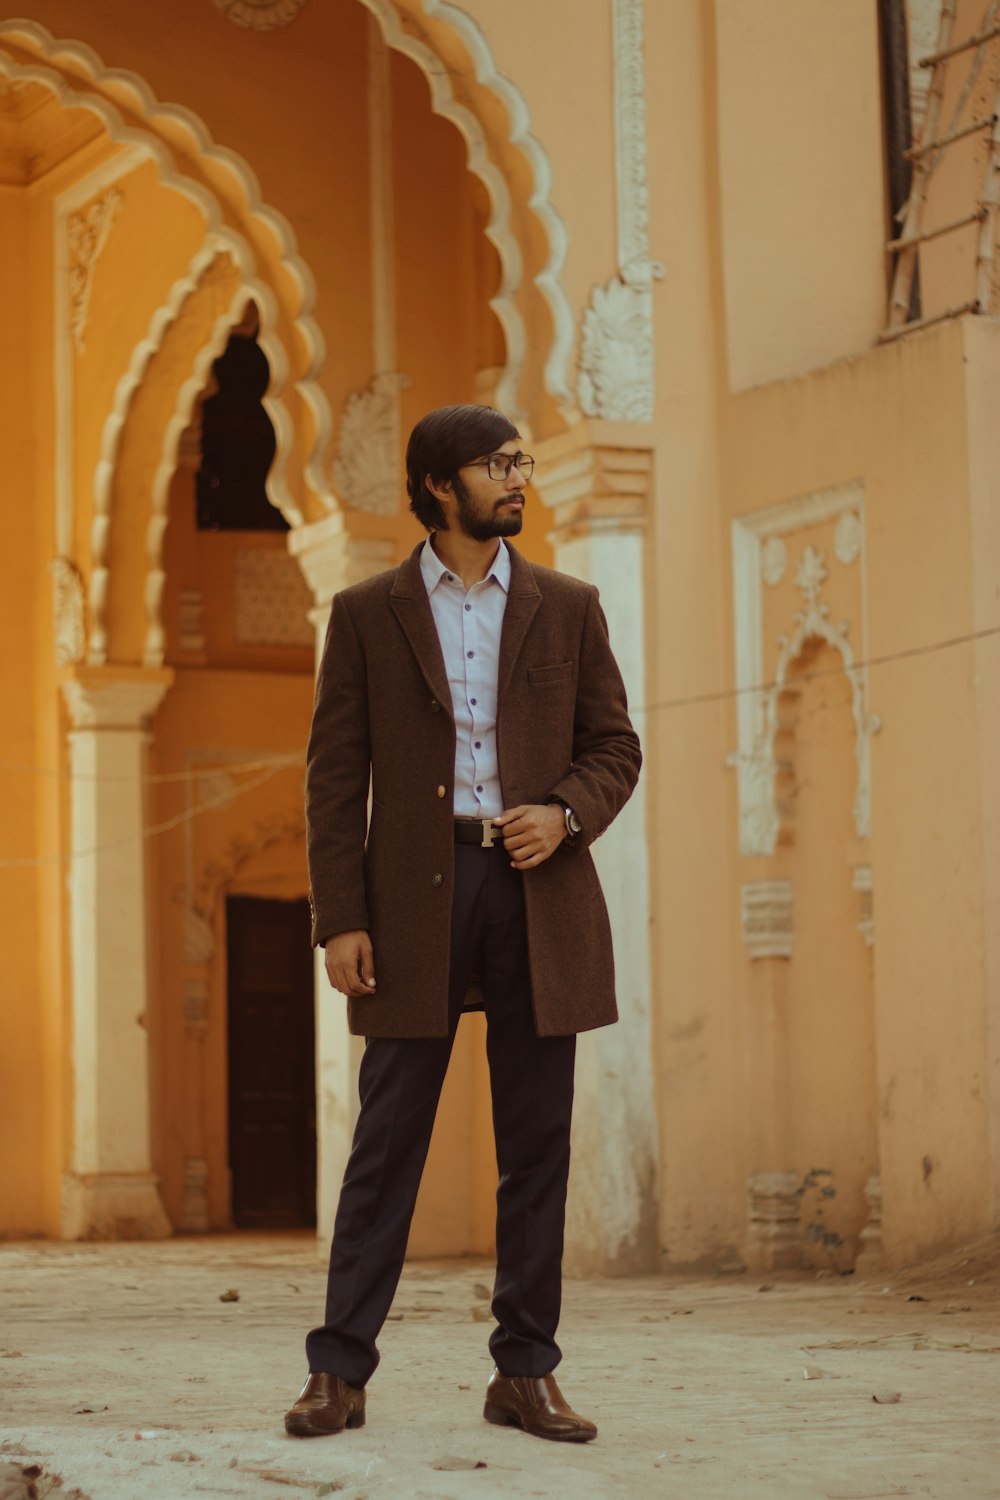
[305,541,642,1038]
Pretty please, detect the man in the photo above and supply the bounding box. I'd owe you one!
[285,404,641,1443]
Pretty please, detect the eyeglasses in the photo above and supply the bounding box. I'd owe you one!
[464,451,535,482]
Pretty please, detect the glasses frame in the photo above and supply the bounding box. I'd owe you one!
[463,451,535,482]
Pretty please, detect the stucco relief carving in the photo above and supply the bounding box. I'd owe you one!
[728,484,880,859]
[747,1169,801,1269]
[184,905,216,965]
[213,0,308,29]
[332,371,409,516]
[234,548,314,648]
[578,277,659,422]
[577,0,664,422]
[740,880,794,960]
[764,551,879,850]
[50,556,86,666]
[852,864,874,948]
[761,537,787,586]
[834,510,863,566]
[178,589,206,653]
[68,187,122,353]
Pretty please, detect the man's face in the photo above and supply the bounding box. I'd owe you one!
[450,437,528,542]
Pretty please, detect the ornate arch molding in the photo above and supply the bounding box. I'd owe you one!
[727,483,882,858]
[361,0,576,423]
[87,238,300,665]
[0,21,336,508]
[142,257,300,666]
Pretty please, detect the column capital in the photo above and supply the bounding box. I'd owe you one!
[531,419,653,546]
[288,513,395,614]
[61,666,173,730]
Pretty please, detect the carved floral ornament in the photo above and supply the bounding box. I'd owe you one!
[213,0,309,29]
[68,187,122,353]
[729,493,880,859]
[577,0,665,422]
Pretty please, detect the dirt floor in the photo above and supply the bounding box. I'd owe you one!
[1,1233,999,1500]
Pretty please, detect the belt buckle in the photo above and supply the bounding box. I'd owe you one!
[481,818,497,849]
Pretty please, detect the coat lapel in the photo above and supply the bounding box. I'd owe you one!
[389,543,452,713]
[497,545,542,706]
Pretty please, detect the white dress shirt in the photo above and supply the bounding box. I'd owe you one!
[420,537,510,818]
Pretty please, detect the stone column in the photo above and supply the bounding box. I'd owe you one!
[533,420,659,1273]
[60,666,173,1239]
[289,514,395,1251]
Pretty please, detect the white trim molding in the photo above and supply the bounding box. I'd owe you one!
[420,0,576,415]
[577,0,664,422]
[727,482,881,858]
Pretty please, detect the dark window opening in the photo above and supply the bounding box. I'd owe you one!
[196,304,286,532]
[878,0,921,320]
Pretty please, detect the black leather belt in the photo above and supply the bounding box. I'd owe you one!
[454,817,504,848]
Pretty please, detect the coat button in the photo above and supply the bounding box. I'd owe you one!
[432,873,443,888]
[430,700,440,712]
[436,784,446,798]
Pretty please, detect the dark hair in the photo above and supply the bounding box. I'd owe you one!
[406,404,518,530]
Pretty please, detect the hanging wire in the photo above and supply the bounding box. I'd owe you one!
[0,750,304,784]
[630,621,1000,716]
[0,763,289,870]
[0,618,995,868]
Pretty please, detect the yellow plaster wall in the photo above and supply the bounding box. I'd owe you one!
[0,187,49,1235]
[717,322,990,1265]
[150,669,313,1227]
[643,0,737,1262]
[713,0,887,391]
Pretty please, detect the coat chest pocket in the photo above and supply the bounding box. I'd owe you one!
[528,660,574,686]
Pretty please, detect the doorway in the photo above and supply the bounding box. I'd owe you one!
[226,895,316,1227]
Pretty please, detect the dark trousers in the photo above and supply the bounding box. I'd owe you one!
[305,843,577,1386]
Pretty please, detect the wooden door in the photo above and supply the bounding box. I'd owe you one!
[226,895,316,1227]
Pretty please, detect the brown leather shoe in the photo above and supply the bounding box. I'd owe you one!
[284,1372,366,1437]
[483,1369,597,1442]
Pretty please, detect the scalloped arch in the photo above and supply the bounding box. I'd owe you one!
[0,18,337,509]
[1,7,577,438]
[359,0,576,421]
[142,269,300,666]
[88,240,301,665]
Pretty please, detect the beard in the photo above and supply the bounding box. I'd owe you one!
[451,471,524,542]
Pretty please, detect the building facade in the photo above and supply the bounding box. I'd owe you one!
[0,0,998,1275]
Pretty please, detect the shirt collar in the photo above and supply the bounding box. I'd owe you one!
[420,536,511,595]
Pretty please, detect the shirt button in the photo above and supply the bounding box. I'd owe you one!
[470,698,477,706]
[445,574,454,582]
[432,873,444,888]
[436,785,446,798]
[476,784,483,793]
[465,603,472,612]
[474,741,481,749]
[467,650,474,659]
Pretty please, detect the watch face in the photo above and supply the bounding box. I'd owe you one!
[568,810,582,835]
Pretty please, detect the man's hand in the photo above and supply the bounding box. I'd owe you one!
[494,803,567,870]
[325,930,376,997]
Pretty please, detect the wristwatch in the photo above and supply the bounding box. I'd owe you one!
[558,801,582,841]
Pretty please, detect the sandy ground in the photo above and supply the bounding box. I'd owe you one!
[1,1234,999,1500]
